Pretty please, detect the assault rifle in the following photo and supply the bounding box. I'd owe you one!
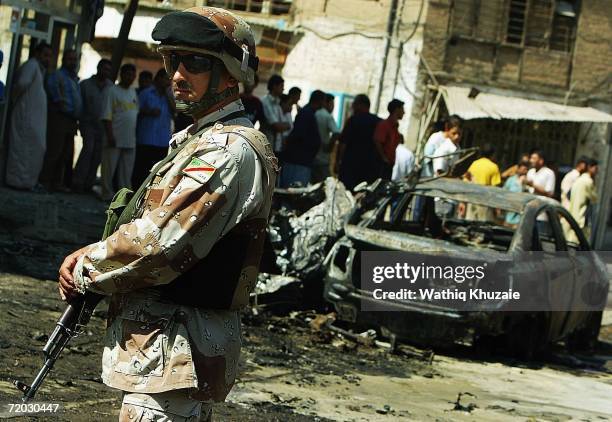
[14,291,105,402]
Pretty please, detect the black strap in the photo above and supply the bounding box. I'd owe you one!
[114,110,247,229]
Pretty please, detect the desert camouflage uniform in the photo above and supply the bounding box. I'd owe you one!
[72,99,277,419]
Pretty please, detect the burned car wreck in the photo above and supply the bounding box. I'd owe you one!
[259,176,609,357]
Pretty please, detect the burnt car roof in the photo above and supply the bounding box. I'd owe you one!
[411,177,557,213]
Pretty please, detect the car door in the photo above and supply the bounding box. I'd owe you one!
[543,207,577,341]
[555,207,594,333]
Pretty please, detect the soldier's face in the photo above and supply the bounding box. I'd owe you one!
[173,64,211,103]
[170,54,236,103]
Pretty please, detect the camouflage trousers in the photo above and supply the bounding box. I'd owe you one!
[119,390,213,421]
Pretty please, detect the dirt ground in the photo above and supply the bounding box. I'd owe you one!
[0,273,611,421]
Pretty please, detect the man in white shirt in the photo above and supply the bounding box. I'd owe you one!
[525,149,556,198]
[560,156,587,209]
[567,159,598,242]
[525,149,556,231]
[100,64,139,201]
[313,93,340,182]
[421,115,462,177]
[392,141,415,181]
[260,74,290,153]
[432,136,460,175]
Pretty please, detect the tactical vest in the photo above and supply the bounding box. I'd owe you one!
[104,119,277,310]
[159,125,277,310]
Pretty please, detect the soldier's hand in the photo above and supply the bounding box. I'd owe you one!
[58,247,87,302]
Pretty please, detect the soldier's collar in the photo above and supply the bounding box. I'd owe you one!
[170,99,247,149]
[193,99,246,133]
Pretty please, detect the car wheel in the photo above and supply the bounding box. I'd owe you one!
[566,311,602,353]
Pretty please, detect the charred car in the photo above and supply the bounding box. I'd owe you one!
[323,177,609,356]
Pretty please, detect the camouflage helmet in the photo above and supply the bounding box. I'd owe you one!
[152,6,258,85]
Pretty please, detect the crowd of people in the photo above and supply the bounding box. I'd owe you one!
[2,50,599,238]
[383,113,598,240]
[5,44,175,201]
[241,74,413,190]
[451,129,598,241]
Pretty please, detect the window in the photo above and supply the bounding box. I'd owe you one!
[505,0,578,52]
[525,0,553,48]
[506,0,528,44]
[550,1,578,52]
[532,210,557,252]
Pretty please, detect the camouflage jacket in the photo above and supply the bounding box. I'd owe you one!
[73,100,278,401]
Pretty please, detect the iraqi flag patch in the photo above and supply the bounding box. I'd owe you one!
[182,157,217,184]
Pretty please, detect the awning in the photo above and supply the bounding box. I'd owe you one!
[439,85,612,123]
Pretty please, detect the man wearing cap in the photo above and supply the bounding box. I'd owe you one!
[56,6,277,420]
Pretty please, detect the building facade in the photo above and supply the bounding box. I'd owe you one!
[408,0,612,248]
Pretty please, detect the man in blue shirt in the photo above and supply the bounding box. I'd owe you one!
[40,49,82,192]
[279,90,325,188]
[132,69,175,187]
[503,160,529,227]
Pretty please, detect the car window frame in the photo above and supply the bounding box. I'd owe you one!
[554,206,591,251]
[531,204,565,252]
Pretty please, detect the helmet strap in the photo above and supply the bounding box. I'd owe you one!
[175,59,239,117]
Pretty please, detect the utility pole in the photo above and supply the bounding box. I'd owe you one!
[110,0,139,81]
[374,0,400,114]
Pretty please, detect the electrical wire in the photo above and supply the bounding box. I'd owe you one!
[294,24,384,40]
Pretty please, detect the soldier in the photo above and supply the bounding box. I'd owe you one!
[57,6,277,421]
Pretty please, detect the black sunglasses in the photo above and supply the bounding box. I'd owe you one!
[162,52,215,75]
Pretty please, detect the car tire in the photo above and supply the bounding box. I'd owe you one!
[566,311,602,353]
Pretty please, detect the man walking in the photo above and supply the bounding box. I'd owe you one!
[100,64,139,201]
[525,149,555,198]
[280,90,325,187]
[432,123,462,176]
[132,69,175,187]
[465,144,501,221]
[261,74,290,153]
[525,149,556,234]
[374,99,404,179]
[560,156,588,209]
[57,7,277,420]
[503,160,529,227]
[335,94,382,190]
[313,93,340,182]
[40,49,82,192]
[567,159,598,243]
[5,42,52,191]
[72,58,112,193]
[392,139,415,181]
